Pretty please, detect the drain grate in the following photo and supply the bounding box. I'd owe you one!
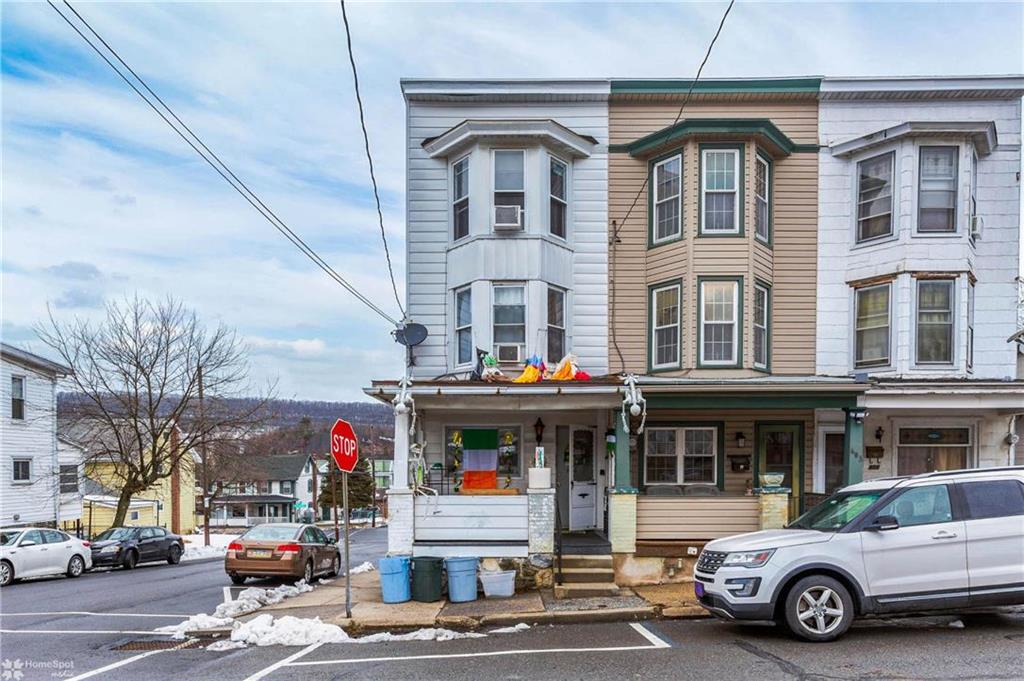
[113,639,201,652]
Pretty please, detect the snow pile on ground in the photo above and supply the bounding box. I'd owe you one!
[347,561,375,576]
[231,614,350,646]
[182,533,239,562]
[157,613,235,640]
[489,623,530,634]
[213,581,313,619]
[206,639,247,652]
[354,628,487,643]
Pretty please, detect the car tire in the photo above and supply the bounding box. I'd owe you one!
[301,559,313,584]
[167,544,182,565]
[123,550,139,570]
[783,575,855,642]
[329,554,341,577]
[0,560,13,587]
[67,555,85,579]
[229,574,247,585]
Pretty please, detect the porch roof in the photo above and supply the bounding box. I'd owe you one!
[212,495,296,504]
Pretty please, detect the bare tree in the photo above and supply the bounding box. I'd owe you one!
[38,296,273,530]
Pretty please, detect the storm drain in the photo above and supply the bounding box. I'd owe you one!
[113,639,202,652]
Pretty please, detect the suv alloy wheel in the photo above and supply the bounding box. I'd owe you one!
[783,575,855,642]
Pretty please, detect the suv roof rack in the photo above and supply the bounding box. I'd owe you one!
[910,466,1024,480]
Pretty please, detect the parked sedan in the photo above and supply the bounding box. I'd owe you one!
[0,528,92,586]
[225,523,340,585]
[91,526,185,569]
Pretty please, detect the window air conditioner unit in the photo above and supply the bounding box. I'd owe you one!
[494,205,523,231]
[970,215,984,241]
[494,344,521,363]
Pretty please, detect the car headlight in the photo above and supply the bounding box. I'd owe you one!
[722,549,774,568]
[100,545,121,554]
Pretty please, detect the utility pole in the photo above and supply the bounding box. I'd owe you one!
[199,365,211,547]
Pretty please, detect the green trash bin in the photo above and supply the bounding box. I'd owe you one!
[411,556,444,602]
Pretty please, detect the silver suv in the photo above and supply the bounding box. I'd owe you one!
[695,467,1024,641]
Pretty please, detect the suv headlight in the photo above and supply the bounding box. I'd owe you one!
[722,549,774,568]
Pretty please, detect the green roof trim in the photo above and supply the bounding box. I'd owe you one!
[610,118,815,158]
[611,78,822,94]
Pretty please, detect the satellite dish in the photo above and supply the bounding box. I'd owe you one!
[394,322,428,347]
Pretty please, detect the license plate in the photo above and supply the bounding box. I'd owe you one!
[248,549,272,558]
[694,582,705,598]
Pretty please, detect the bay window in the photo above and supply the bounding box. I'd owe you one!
[644,426,718,485]
[550,157,567,239]
[701,147,740,234]
[652,154,682,243]
[699,279,739,366]
[547,286,566,363]
[916,279,954,364]
[650,282,680,369]
[492,284,526,363]
[854,283,891,368]
[754,283,770,370]
[918,146,958,233]
[856,151,895,243]
[455,286,472,366]
[755,154,771,243]
[452,156,470,240]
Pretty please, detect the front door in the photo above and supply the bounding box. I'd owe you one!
[569,427,597,531]
[757,424,803,517]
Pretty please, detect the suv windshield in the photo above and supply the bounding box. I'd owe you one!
[94,528,138,541]
[788,490,885,531]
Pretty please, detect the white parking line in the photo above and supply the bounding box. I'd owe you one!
[0,629,173,635]
[241,642,324,681]
[0,611,186,618]
[64,640,193,681]
[629,622,671,648]
[223,586,234,603]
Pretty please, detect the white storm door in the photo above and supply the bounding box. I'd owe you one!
[569,427,597,531]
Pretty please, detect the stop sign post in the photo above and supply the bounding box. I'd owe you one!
[330,418,359,619]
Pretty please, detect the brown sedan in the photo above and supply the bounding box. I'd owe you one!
[225,523,340,585]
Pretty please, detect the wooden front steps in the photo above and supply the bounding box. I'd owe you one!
[553,554,621,599]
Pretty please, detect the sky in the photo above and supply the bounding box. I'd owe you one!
[2,1,1022,402]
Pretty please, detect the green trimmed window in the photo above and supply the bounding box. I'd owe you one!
[699,280,739,365]
[652,154,682,243]
[701,148,741,234]
[650,283,681,369]
[754,283,770,370]
[755,154,771,243]
[644,426,718,485]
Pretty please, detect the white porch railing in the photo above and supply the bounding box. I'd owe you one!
[413,495,529,557]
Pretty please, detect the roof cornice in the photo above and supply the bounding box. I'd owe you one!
[422,119,598,159]
[609,118,818,157]
[830,121,999,158]
[821,75,1024,100]
[611,77,822,94]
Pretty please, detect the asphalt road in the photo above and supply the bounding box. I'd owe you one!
[1,524,1022,681]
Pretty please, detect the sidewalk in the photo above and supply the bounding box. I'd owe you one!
[247,570,705,632]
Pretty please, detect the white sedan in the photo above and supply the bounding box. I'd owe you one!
[0,527,93,586]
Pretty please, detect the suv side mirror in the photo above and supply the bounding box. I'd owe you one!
[20,539,37,547]
[867,515,900,531]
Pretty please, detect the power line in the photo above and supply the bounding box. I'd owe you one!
[48,0,401,328]
[608,0,735,372]
[338,0,405,319]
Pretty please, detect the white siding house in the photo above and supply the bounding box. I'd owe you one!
[815,77,1024,484]
[1,343,74,527]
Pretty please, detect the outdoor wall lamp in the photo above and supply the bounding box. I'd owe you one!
[875,426,885,442]
[845,407,868,424]
[534,417,545,444]
[735,432,747,448]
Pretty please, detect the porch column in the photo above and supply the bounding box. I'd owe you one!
[613,410,635,492]
[609,409,638,554]
[843,407,866,486]
[387,406,414,555]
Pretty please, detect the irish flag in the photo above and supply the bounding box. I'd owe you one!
[461,428,498,489]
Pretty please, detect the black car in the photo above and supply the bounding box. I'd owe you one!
[91,526,185,569]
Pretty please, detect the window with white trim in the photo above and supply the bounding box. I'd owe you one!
[492,284,526,363]
[754,283,769,370]
[13,458,31,483]
[967,282,975,371]
[856,151,895,243]
[644,426,717,485]
[454,286,472,366]
[653,155,682,242]
[854,283,890,368]
[493,150,525,225]
[546,286,566,363]
[969,150,979,242]
[549,157,568,239]
[897,427,971,475]
[11,376,25,420]
[60,465,78,494]
[918,146,958,233]
[755,155,771,243]
[916,279,954,364]
[452,156,470,240]
[650,283,680,369]
[700,280,738,365]
[701,149,739,233]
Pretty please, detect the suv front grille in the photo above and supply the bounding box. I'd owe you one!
[696,550,728,574]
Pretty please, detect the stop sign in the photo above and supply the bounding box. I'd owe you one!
[330,418,359,473]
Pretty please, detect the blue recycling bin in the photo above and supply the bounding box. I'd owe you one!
[379,556,412,603]
[444,556,479,603]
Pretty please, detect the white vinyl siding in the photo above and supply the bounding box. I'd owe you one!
[755,155,770,243]
[644,426,717,485]
[856,151,895,243]
[652,155,682,243]
[549,157,568,239]
[754,283,769,370]
[917,146,958,233]
[454,286,472,366]
[650,283,680,369]
[700,280,739,365]
[452,156,470,241]
[701,149,739,234]
[916,279,955,364]
[854,283,891,368]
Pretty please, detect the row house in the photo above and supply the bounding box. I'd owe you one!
[367,75,1023,590]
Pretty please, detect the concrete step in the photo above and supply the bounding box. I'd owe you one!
[557,567,616,583]
[553,582,623,599]
[560,554,612,569]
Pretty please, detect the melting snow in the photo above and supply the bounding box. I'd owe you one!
[347,561,376,576]
[231,614,349,646]
[206,639,247,651]
[213,581,313,619]
[354,628,486,643]
[489,623,530,634]
[156,613,235,640]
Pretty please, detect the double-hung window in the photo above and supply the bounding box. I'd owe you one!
[452,156,470,240]
[918,146,958,233]
[59,465,78,494]
[455,287,473,366]
[755,155,771,243]
[13,458,31,483]
[650,283,680,369]
[549,157,568,239]
[753,283,770,370]
[652,155,682,243]
[854,283,890,368]
[701,148,740,234]
[547,286,566,363]
[967,282,975,371]
[856,151,895,243]
[494,150,525,227]
[11,376,25,420]
[969,151,979,242]
[700,280,739,366]
[916,279,954,364]
[493,284,526,363]
[644,426,717,485]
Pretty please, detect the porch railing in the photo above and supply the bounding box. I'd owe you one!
[636,496,760,540]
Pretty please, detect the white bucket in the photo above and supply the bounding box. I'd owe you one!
[479,570,516,598]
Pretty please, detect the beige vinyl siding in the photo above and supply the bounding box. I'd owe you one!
[608,100,818,375]
[636,496,760,540]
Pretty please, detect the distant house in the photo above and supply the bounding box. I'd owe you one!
[80,476,160,536]
[1,342,79,529]
[208,452,315,527]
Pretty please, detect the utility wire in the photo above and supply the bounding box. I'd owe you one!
[49,0,401,328]
[608,0,735,373]
[339,0,405,319]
